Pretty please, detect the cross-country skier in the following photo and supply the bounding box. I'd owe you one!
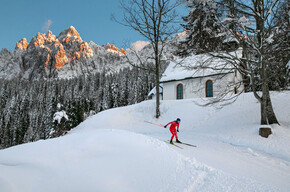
[164,118,181,144]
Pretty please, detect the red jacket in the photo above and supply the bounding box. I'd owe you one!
[166,121,180,132]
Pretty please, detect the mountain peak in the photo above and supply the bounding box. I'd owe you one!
[102,43,126,56]
[46,30,56,43]
[16,38,28,50]
[58,26,82,43]
[31,32,48,48]
[68,26,80,37]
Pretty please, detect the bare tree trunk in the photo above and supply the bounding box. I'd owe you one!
[256,0,279,125]
[265,86,279,124]
[155,69,160,118]
[261,52,268,125]
[154,41,161,118]
[261,95,268,125]
[260,50,279,125]
[260,84,279,125]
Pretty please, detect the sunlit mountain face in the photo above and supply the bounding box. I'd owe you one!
[1,26,184,80]
[0,26,129,80]
[16,26,94,70]
[102,43,126,56]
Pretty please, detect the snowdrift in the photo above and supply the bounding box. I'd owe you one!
[0,91,289,192]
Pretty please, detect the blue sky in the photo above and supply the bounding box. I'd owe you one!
[0,0,187,51]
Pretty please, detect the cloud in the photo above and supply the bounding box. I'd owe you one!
[130,41,150,51]
[42,20,53,32]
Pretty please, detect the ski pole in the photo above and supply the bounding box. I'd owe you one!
[144,120,164,127]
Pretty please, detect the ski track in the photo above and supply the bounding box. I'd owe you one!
[158,141,279,192]
[1,92,289,192]
[165,133,290,192]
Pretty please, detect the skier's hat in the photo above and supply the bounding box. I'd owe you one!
[176,118,181,123]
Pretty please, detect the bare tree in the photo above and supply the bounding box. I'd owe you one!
[218,0,282,125]
[181,0,282,125]
[113,0,182,118]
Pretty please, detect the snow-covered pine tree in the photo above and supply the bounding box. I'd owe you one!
[0,116,5,147]
[119,69,130,107]
[15,93,30,145]
[0,64,156,149]
[265,0,290,90]
[180,0,222,55]
[51,103,69,137]
[5,95,19,146]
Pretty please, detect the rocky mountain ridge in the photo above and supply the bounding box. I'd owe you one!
[0,26,184,80]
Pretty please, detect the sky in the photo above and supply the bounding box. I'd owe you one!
[0,0,187,51]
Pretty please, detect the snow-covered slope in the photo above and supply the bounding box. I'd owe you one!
[0,91,289,192]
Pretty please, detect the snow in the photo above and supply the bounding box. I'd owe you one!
[0,27,184,81]
[130,41,150,52]
[238,16,253,28]
[160,49,242,82]
[57,103,62,109]
[147,83,163,97]
[266,34,274,44]
[53,110,68,123]
[0,91,290,192]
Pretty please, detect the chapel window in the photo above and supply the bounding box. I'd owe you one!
[177,84,183,99]
[206,80,213,97]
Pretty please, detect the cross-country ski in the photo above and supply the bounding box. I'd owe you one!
[170,140,197,147]
[165,141,183,149]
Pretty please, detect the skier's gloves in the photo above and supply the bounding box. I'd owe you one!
[164,125,167,128]
[177,130,179,132]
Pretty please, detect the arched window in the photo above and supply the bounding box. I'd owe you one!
[177,84,183,99]
[206,80,213,97]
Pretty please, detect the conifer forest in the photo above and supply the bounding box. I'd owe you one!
[0,67,155,149]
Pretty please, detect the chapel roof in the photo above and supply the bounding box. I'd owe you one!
[160,48,242,83]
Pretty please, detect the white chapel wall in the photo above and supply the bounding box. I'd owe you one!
[162,73,242,100]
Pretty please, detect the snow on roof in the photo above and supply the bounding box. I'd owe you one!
[148,84,163,97]
[160,48,242,83]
